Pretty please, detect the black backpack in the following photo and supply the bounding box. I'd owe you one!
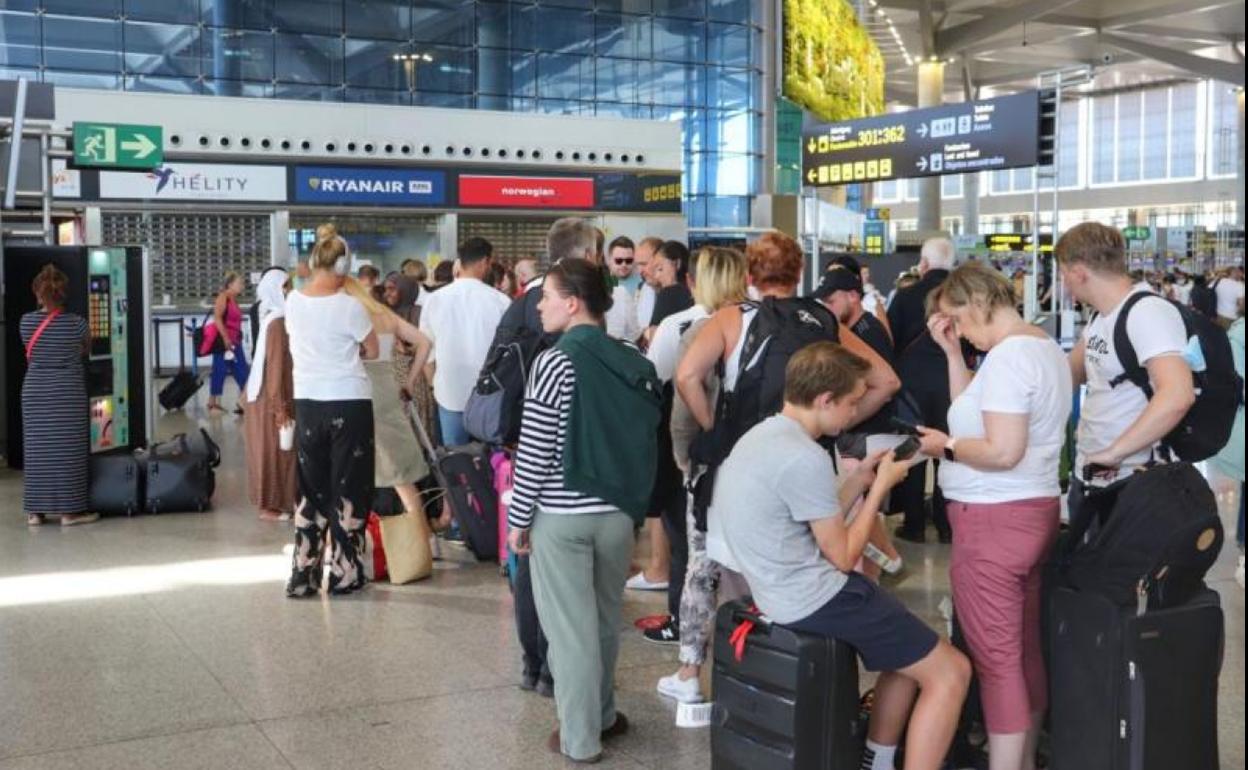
[1058,462,1223,611]
[1108,292,1242,462]
[688,297,839,526]
[1189,279,1218,320]
[463,288,551,446]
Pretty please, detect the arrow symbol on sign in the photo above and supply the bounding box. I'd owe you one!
[807,168,817,183]
[917,123,928,138]
[916,157,928,172]
[807,138,817,153]
[121,133,158,159]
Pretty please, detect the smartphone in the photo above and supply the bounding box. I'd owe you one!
[893,436,921,462]
[889,416,921,436]
[1082,463,1116,481]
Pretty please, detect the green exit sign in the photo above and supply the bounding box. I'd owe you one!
[73,122,163,169]
[1122,225,1152,242]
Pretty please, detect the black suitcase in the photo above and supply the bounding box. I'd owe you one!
[88,449,144,516]
[408,409,498,561]
[1049,586,1223,770]
[435,444,499,561]
[143,429,220,513]
[158,371,202,411]
[711,600,864,770]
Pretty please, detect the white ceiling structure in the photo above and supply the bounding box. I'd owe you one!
[864,0,1246,102]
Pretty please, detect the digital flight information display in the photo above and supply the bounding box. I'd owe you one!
[801,90,1041,186]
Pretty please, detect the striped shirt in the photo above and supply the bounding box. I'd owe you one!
[508,347,615,529]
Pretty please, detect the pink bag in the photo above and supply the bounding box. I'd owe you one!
[491,450,515,566]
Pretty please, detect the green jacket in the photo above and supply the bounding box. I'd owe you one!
[556,324,662,523]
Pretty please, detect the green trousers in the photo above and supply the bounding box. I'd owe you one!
[529,509,633,760]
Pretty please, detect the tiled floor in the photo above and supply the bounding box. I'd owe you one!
[0,404,1242,769]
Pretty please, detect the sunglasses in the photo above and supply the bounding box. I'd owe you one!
[614,258,634,266]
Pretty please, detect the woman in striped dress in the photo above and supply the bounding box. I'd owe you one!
[21,264,96,527]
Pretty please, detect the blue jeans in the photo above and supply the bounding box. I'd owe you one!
[209,342,249,397]
[437,405,469,447]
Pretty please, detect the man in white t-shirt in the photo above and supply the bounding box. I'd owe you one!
[604,236,642,342]
[1214,269,1245,328]
[419,237,512,446]
[633,236,662,331]
[1058,222,1195,511]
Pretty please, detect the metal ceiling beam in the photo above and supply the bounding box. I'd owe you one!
[1100,0,1243,30]
[935,0,1084,56]
[1100,32,1245,85]
[1105,25,1238,46]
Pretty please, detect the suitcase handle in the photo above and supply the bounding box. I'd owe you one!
[730,606,772,632]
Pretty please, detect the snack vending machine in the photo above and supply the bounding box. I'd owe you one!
[2,246,149,467]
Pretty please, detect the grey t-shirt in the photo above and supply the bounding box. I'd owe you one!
[707,414,846,624]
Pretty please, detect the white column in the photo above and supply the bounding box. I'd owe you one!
[917,61,945,232]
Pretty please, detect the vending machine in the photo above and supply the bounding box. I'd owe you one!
[2,245,149,467]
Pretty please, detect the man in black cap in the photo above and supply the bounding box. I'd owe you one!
[814,265,894,372]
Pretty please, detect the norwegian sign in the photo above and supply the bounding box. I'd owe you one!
[294,166,447,206]
[801,91,1041,186]
[73,122,163,169]
[458,175,595,209]
[98,163,286,202]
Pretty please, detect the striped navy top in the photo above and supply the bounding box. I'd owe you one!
[508,346,615,530]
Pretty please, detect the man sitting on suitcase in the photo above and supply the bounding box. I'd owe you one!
[710,341,971,770]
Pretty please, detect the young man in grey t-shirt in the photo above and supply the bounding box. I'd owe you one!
[710,342,971,770]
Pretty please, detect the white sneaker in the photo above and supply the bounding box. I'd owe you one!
[626,572,669,591]
[1236,555,1244,589]
[657,672,703,704]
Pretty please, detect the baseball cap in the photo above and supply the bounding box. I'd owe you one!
[812,266,864,299]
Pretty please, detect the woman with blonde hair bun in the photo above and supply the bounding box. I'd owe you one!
[283,228,381,597]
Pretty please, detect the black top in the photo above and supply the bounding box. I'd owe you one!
[850,311,895,369]
[887,268,949,355]
[650,284,694,327]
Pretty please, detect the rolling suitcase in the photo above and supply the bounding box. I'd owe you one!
[1048,586,1224,770]
[711,600,864,770]
[158,371,201,411]
[143,429,220,513]
[408,408,498,562]
[88,449,144,516]
[156,317,202,411]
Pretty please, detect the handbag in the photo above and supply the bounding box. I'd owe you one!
[379,509,432,584]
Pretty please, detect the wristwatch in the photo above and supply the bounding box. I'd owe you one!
[943,438,958,462]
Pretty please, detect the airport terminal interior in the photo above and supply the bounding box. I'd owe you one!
[0,1,1244,768]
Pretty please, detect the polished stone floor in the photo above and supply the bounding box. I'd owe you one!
[0,400,1242,769]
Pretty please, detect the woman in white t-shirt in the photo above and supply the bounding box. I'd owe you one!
[916,262,1072,770]
[283,230,380,598]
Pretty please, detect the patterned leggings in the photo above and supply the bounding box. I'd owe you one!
[678,507,750,667]
[286,399,376,598]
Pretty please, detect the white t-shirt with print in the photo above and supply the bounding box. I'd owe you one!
[1077,285,1188,480]
[647,304,709,383]
[941,336,1072,503]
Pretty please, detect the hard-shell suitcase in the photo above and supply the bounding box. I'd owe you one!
[492,449,515,568]
[88,449,144,516]
[711,600,864,770]
[142,429,220,513]
[1048,586,1223,770]
[408,408,498,561]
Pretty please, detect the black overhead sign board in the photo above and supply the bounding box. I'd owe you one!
[801,91,1041,187]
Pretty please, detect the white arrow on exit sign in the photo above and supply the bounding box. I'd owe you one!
[120,133,158,159]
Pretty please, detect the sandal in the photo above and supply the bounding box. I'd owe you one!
[27,514,45,526]
[233,405,245,415]
[61,513,100,527]
[208,404,227,413]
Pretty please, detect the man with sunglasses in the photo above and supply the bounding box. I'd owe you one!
[605,236,642,341]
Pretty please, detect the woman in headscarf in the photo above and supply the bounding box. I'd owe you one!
[243,267,297,521]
